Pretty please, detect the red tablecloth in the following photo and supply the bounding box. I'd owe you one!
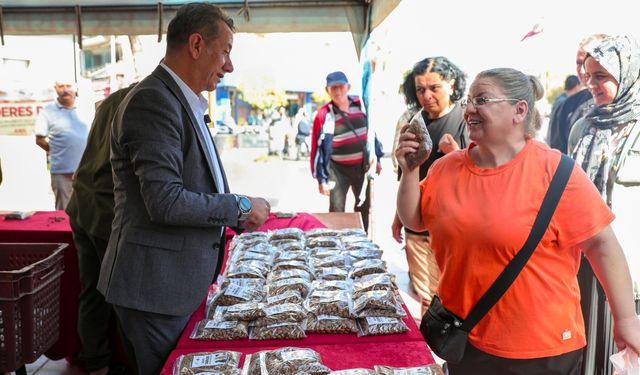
[160,341,435,374]
[177,298,424,350]
[0,211,330,362]
[0,211,80,360]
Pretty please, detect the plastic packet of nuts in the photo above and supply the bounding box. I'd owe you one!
[310,247,344,258]
[212,279,266,306]
[272,260,312,273]
[232,250,273,264]
[305,228,341,239]
[304,290,352,318]
[356,316,409,337]
[269,227,305,242]
[345,249,383,263]
[305,313,358,334]
[273,249,308,263]
[344,241,380,251]
[314,267,349,281]
[353,273,396,295]
[338,228,368,238]
[267,277,310,298]
[225,261,271,280]
[268,268,313,283]
[307,236,343,249]
[265,290,304,306]
[311,279,352,292]
[311,254,348,269]
[354,305,407,319]
[254,303,307,326]
[242,347,330,375]
[352,290,400,315]
[330,369,375,375]
[373,364,444,375]
[248,321,307,340]
[402,109,433,170]
[208,303,265,321]
[348,259,387,279]
[273,240,306,252]
[172,350,242,375]
[190,319,249,340]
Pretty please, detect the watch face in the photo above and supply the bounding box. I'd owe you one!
[239,196,252,212]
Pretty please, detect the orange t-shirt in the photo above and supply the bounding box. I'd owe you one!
[419,140,614,359]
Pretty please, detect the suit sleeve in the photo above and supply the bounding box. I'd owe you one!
[115,88,239,227]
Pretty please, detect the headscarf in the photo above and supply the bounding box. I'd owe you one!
[583,35,640,127]
[572,35,640,204]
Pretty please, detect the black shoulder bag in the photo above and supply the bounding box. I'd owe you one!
[420,154,574,364]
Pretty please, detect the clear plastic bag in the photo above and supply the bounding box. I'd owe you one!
[242,347,330,375]
[349,259,387,279]
[304,289,352,317]
[610,349,640,375]
[356,316,409,336]
[269,227,305,241]
[173,350,242,375]
[403,109,433,170]
[189,319,249,340]
[305,313,358,334]
[249,321,307,340]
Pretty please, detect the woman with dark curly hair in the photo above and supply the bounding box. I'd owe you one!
[391,56,469,316]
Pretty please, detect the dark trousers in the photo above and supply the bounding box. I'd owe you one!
[113,305,190,375]
[328,161,370,231]
[71,220,113,371]
[447,344,583,375]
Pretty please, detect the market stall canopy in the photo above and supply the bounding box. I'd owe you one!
[0,0,400,55]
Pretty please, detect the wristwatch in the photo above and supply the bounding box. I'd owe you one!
[234,194,252,222]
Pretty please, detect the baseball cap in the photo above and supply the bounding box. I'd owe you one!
[326,71,349,87]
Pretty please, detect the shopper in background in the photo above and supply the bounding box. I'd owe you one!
[310,71,380,232]
[35,78,92,209]
[391,56,468,316]
[568,34,640,375]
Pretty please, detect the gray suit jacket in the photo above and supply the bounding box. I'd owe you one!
[98,65,240,316]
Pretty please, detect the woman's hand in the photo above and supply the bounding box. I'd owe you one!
[392,212,404,243]
[439,133,460,154]
[395,125,428,172]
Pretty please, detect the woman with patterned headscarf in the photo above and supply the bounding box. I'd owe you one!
[568,34,640,374]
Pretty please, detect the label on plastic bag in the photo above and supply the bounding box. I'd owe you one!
[280,349,316,362]
[191,352,228,367]
[366,316,398,325]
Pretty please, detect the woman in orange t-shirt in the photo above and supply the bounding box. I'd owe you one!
[396,67,640,373]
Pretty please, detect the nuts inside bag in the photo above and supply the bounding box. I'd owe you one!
[403,109,433,170]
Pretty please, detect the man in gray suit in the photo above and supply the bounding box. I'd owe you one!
[97,4,270,374]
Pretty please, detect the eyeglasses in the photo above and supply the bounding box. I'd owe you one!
[461,97,521,109]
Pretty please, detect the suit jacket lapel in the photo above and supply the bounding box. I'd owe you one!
[152,66,224,192]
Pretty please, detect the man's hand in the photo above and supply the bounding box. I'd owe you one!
[376,160,382,175]
[242,197,270,232]
[438,133,460,154]
[319,182,331,196]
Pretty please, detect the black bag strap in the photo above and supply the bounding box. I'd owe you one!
[332,104,369,155]
[460,154,575,332]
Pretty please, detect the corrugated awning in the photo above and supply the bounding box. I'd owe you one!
[0,0,400,55]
